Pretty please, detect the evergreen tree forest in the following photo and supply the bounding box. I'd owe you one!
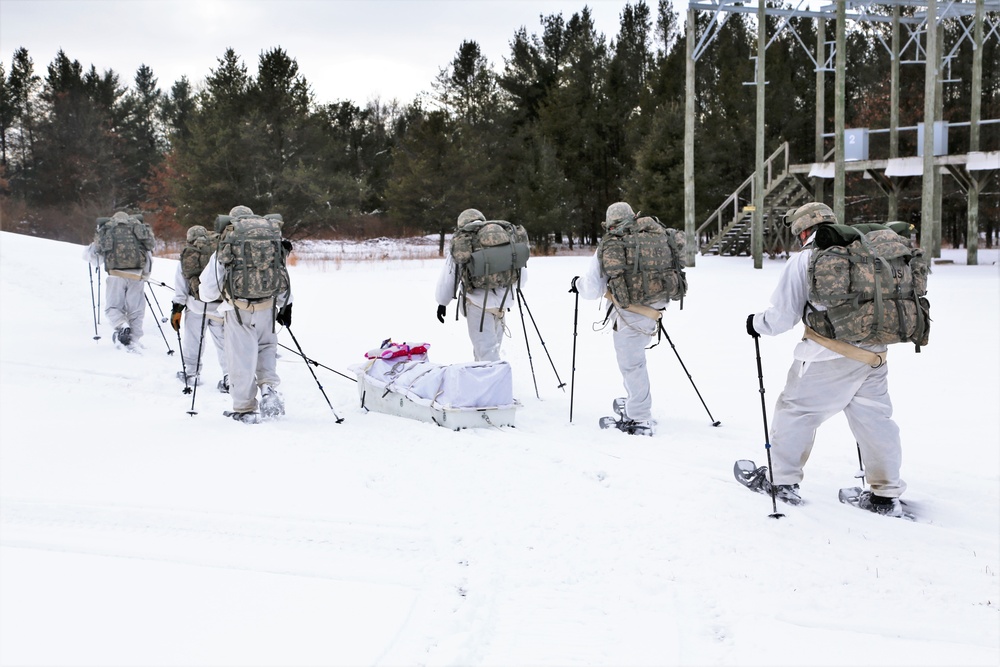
[0,1,997,250]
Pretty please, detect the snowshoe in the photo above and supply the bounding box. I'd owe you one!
[839,487,913,519]
[176,371,199,386]
[217,375,230,393]
[259,384,285,420]
[224,410,259,424]
[599,415,621,430]
[113,326,132,347]
[599,415,653,436]
[734,459,802,505]
[612,397,627,418]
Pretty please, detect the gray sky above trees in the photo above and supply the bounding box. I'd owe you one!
[0,0,662,105]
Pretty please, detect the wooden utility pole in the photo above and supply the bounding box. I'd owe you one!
[753,0,766,268]
[967,0,984,265]
[815,15,826,204]
[685,5,697,267]
[921,0,939,256]
[889,6,901,221]
[834,0,847,223]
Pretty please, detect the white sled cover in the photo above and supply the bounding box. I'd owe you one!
[352,355,517,429]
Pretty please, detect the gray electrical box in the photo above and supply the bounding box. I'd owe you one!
[917,121,949,156]
[844,128,869,161]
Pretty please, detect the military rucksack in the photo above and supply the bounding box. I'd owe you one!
[180,226,218,300]
[451,220,530,293]
[805,222,930,350]
[215,213,289,301]
[599,215,687,309]
[98,212,155,271]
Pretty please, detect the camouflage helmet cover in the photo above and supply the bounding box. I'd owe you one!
[603,202,635,230]
[457,208,486,228]
[229,205,254,218]
[111,211,130,222]
[787,202,836,236]
[186,225,208,243]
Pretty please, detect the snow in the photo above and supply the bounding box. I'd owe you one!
[1,230,997,667]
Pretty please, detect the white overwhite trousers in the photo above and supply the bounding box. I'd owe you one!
[182,304,226,378]
[612,309,658,422]
[105,275,145,340]
[769,356,905,498]
[223,308,279,413]
[463,302,505,362]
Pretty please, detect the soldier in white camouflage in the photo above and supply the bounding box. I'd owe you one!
[199,205,292,424]
[746,202,907,516]
[82,211,155,348]
[170,225,228,391]
[434,208,530,362]
[572,202,683,437]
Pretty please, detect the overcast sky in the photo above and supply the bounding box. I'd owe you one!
[0,0,683,107]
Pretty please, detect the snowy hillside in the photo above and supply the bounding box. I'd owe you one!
[1,230,997,666]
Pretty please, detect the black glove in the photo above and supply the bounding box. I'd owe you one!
[281,239,292,253]
[746,314,760,338]
[436,304,447,324]
[170,303,184,332]
[276,303,292,327]
[569,276,580,294]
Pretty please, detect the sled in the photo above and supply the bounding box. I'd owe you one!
[352,356,517,430]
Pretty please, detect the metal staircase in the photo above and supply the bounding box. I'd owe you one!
[697,143,813,257]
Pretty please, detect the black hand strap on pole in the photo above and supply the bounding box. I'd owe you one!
[87,264,101,340]
[658,320,719,426]
[516,288,566,391]
[145,289,174,356]
[754,335,784,519]
[187,301,208,415]
[276,342,357,383]
[285,327,344,423]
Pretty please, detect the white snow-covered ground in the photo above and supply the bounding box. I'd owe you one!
[1,230,997,667]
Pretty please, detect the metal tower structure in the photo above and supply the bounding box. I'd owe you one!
[684,0,999,267]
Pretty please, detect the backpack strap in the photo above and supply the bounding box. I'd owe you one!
[108,269,143,280]
[803,327,886,368]
[603,288,664,322]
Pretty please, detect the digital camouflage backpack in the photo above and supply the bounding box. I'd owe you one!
[215,213,289,301]
[98,211,155,271]
[179,225,217,300]
[451,219,530,293]
[805,222,930,349]
[598,215,687,309]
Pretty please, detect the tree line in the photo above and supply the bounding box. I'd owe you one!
[1,1,996,250]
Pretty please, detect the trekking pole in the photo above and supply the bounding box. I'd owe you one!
[515,289,540,399]
[569,277,580,422]
[515,288,566,391]
[276,342,357,383]
[146,283,169,323]
[96,266,101,324]
[142,276,175,291]
[754,335,785,519]
[145,292,175,355]
[285,327,344,423]
[175,321,192,395]
[187,302,209,415]
[855,442,866,486]
[658,321,720,426]
[87,264,101,340]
